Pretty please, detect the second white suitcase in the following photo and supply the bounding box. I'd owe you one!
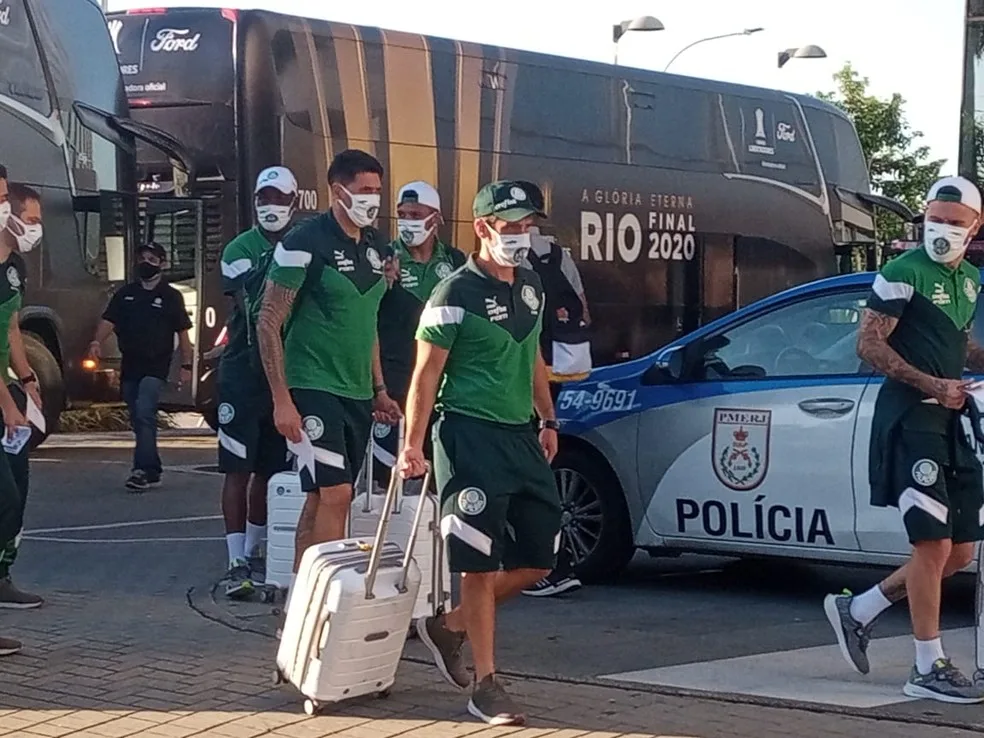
[266,471,305,591]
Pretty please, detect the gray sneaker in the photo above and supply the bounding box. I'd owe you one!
[415,614,470,689]
[0,577,43,609]
[0,636,21,656]
[823,590,872,675]
[467,675,526,726]
[903,659,984,704]
[246,554,266,584]
[223,559,254,599]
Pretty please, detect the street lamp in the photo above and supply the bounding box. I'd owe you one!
[778,45,827,68]
[613,16,665,65]
[663,28,764,72]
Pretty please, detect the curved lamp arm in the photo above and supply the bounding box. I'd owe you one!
[664,29,763,73]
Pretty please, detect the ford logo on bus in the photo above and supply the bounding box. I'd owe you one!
[150,29,202,53]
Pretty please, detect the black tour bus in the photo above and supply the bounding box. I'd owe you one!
[107,6,907,425]
[1,0,194,439]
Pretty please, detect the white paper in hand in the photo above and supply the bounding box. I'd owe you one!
[25,395,45,434]
[967,380,984,409]
[287,434,316,482]
[2,425,32,455]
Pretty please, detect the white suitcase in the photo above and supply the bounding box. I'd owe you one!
[266,471,305,591]
[350,420,451,619]
[274,465,430,714]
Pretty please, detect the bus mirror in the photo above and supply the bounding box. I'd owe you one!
[105,236,126,282]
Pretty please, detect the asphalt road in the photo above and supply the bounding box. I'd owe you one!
[10,433,984,728]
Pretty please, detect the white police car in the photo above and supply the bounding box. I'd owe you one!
[554,269,984,581]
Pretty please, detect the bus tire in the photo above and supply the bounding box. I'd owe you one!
[552,444,635,584]
[22,332,64,449]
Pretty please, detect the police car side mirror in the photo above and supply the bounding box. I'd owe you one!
[643,345,685,384]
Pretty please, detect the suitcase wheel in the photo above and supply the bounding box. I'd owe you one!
[303,698,322,716]
[376,688,391,699]
[272,668,286,686]
[260,587,277,604]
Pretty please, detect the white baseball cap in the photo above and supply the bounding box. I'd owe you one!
[397,181,441,212]
[254,166,298,195]
[927,176,982,215]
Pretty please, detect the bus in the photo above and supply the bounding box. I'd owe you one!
[106,6,904,424]
[1,0,197,438]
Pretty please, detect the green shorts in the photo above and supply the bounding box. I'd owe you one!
[433,412,561,573]
[216,385,289,477]
[290,389,372,492]
[893,420,984,545]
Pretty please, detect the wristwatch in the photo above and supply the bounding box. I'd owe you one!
[20,373,37,386]
[373,383,387,396]
[540,419,560,432]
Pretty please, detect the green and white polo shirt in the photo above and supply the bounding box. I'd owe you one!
[266,211,388,400]
[416,255,544,426]
[867,248,979,382]
[0,253,25,373]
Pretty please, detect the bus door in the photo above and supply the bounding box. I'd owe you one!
[138,196,206,411]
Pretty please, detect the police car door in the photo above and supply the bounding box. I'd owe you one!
[641,288,870,556]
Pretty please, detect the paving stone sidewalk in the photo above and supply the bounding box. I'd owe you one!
[1,590,984,738]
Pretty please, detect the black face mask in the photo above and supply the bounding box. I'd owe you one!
[136,262,161,281]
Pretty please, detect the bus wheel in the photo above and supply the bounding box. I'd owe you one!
[23,332,64,449]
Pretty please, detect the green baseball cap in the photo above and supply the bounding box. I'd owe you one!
[472,180,547,222]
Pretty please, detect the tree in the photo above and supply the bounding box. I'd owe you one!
[817,63,944,245]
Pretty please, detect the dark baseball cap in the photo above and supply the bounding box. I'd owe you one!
[473,180,547,222]
[139,242,167,260]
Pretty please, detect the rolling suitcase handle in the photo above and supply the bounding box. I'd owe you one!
[364,460,431,600]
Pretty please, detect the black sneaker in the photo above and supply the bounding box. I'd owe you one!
[145,472,162,488]
[125,470,149,492]
[468,675,526,726]
[522,571,582,598]
[223,558,254,599]
[903,658,984,704]
[823,590,872,675]
[415,614,470,689]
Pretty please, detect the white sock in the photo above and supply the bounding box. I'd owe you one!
[848,585,892,626]
[914,637,945,675]
[226,532,246,565]
[245,523,266,558]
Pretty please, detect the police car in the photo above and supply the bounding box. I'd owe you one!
[554,269,984,582]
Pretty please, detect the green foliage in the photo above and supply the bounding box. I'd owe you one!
[817,62,944,244]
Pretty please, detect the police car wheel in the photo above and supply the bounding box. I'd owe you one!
[553,446,634,583]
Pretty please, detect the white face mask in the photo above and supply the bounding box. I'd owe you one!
[339,186,380,228]
[487,228,531,267]
[7,214,42,253]
[924,221,973,263]
[0,202,9,232]
[397,218,436,247]
[256,203,293,233]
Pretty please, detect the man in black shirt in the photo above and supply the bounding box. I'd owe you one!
[88,243,193,492]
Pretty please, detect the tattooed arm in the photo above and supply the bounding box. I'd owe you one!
[857,308,969,409]
[257,281,303,442]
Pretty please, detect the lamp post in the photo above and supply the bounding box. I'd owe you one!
[778,45,827,68]
[613,16,665,65]
[663,28,764,72]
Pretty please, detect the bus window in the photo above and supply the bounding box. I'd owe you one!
[627,83,726,173]
[76,192,129,283]
[804,106,871,194]
[720,94,822,198]
[509,63,622,164]
[0,0,51,116]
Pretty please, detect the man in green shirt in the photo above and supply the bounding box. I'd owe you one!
[824,176,984,703]
[215,166,298,599]
[256,149,401,576]
[373,180,465,487]
[398,180,561,726]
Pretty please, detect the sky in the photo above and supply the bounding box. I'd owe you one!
[106,0,968,172]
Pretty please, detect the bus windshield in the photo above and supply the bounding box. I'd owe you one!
[110,8,236,181]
